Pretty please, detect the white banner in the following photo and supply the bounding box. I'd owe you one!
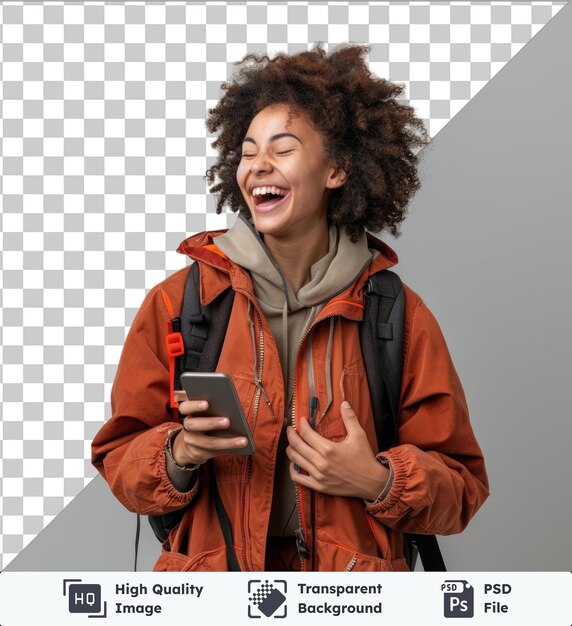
[0,572,570,625]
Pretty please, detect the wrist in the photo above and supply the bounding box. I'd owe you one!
[363,456,393,505]
[362,458,390,501]
[169,429,202,470]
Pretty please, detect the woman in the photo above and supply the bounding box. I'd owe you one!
[92,43,489,572]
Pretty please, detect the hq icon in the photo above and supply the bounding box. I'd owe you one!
[442,580,474,618]
[63,579,107,618]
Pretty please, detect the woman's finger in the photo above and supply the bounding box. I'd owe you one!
[181,415,229,432]
[285,444,320,478]
[182,431,248,452]
[178,399,209,416]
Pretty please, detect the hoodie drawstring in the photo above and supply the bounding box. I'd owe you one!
[317,316,335,424]
[282,299,289,405]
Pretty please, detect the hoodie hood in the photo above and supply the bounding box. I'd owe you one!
[176,217,399,310]
[213,213,374,313]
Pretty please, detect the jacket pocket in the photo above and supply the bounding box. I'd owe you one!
[214,374,257,481]
[314,536,394,572]
[230,374,257,430]
[318,361,366,442]
[153,545,230,572]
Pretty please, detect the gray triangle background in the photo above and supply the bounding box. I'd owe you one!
[6,2,572,571]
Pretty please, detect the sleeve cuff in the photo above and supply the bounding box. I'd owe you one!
[164,429,200,493]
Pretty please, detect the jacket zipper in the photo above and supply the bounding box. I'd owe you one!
[241,307,271,571]
[345,554,358,571]
[240,456,253,570]
[292,309,364,570]
[306,336,318,571]
[252,308,275,425]
[242,295,279,570]
[291,320,328,569]
[292,334,311,570]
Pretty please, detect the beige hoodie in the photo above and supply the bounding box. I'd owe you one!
[214,214,373,536]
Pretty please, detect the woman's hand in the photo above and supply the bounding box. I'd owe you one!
[171,390,249,466]
[286,401,389,500]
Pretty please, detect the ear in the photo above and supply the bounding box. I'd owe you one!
[326,164,348,189]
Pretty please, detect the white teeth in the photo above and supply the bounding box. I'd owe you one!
[251,185,287,197]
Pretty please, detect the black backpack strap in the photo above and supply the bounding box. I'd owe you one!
[360,270,404,452]
[177,261,235,379]
[210,467,242,571]
[147,261,235,545]
[179,262,240,569]
[361,270,446,572]
[409,534,446,571]
[134,512,141,571]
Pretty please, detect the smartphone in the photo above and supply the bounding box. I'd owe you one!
[179,372,256,455]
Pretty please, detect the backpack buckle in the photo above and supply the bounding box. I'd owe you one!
[364,277,382,297]
[166,332,185,357]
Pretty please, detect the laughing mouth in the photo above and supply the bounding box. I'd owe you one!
[250,185,290,207]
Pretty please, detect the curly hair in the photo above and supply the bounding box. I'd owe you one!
[205,43,429,241]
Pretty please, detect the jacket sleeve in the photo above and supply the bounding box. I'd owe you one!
[365,296,490,535]
[91,282,199,515]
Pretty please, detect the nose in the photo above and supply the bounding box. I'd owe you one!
[250,152,272,174]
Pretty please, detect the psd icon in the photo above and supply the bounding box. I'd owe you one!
[248,579,287,618]
[442,579,474,618]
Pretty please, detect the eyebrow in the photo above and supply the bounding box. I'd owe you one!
[242,133,301,145]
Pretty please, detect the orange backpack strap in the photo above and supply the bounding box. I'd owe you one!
[161,288,184,409]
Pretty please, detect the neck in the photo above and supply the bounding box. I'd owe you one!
[263,221,330,293]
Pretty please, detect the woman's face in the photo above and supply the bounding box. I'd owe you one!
[236,103,346,242]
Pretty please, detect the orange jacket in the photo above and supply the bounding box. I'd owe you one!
[92,230,489,572]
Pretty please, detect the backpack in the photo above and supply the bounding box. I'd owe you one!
[145,261,446,572]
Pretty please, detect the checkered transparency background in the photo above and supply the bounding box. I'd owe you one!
[0,1,565,569]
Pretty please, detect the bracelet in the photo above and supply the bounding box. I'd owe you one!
[364,456,393,504]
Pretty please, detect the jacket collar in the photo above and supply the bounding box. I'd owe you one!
[177,224,399,316]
